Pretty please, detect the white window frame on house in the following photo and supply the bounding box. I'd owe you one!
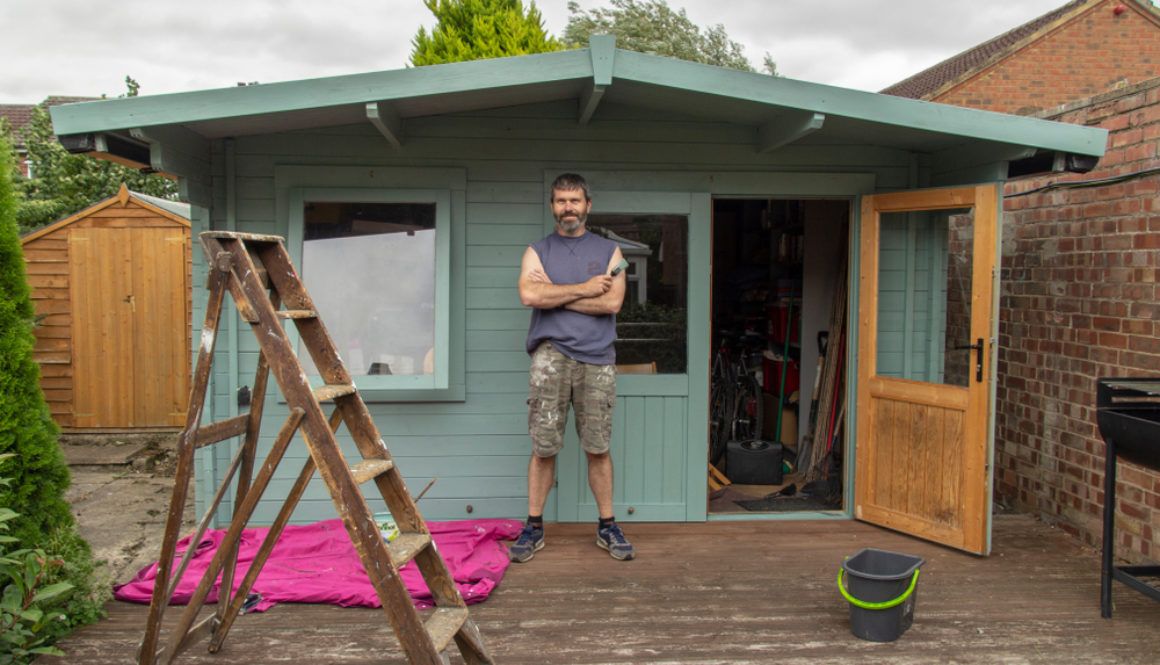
[279,167,465,402]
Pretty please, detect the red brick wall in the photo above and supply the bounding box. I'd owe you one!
[935,1,1160,115]
[996,77,1160,563]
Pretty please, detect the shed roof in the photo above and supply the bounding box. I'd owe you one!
[21,183,189,244]
[49,36,1107,193]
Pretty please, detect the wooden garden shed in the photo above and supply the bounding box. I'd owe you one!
[49,37,1109,555]
[21,184,191,430]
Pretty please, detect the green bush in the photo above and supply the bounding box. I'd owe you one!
[1,466,72,664]
[0,139,106,657]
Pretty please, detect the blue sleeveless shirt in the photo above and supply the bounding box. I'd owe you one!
[525,231,618,364]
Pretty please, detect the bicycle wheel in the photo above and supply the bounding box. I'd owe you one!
[708,378,732,465]
[730,375,764,442]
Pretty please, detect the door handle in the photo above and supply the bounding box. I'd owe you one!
[953,338,984,383]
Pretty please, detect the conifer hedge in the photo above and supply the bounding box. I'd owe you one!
[0,139,74,548]
[0,139,105,650]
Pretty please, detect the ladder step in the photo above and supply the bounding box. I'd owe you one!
[312,383,357,402]
[387,533,433,569]
[349,459,394,484]
[277,309,317,320]
[424,607,470,653]
[194,414,250,448]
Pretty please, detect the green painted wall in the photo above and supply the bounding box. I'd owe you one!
[191,100,916,526]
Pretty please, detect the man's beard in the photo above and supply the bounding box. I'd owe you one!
[555,210,586,233]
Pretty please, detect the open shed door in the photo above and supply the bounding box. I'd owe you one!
[855,185,997,555]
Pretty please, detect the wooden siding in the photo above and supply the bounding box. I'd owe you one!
[22,194,192,428]
[196,100,917,526]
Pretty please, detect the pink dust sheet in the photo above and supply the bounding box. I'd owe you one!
[114,518,522,612]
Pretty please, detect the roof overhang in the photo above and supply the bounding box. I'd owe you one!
[50,35,1107,196]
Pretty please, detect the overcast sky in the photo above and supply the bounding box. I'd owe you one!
[2,0,1108,103]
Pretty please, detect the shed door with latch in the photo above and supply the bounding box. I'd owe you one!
[70,226,189,427]
[854,185,997,555]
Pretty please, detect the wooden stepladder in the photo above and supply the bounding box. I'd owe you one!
[139,231,493,665]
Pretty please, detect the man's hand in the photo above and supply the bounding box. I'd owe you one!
[580,274,613,297]
[527,268,611,298]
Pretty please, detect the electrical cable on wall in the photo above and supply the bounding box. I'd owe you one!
[1006,165,1160,198]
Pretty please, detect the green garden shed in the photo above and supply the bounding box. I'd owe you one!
[51,37,1106,555]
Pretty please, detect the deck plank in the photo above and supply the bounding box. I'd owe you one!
[43,515,1160,664]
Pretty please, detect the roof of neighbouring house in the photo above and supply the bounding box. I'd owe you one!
[0,104,36,131]
[880,0,1160,100]
[0,104,37,147]
[2,96,101,148]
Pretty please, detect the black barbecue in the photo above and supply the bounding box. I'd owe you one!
[1095,378,1160,618]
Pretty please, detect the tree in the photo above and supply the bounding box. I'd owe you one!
[0,137,104,653]
[0,137,72,552]
[5,76,177,235]
[411,0,563,66]
[564,0,776,75]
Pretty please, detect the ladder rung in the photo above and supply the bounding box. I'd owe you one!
[194,414,250,448]
[313,383,357,402]
[277,309,317,320]
[387,533,433,569]
[349,459,394,484]
[424,607,469,653]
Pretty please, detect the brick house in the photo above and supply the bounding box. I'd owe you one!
[1000,80,1160,562]
[883,0,1160,115]
[885,0,1160,563]
[0,103,37,177]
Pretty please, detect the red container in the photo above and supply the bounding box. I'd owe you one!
[763,357,800,395]
[767,303,800,345]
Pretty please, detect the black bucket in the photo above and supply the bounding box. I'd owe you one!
[839,548,925,642]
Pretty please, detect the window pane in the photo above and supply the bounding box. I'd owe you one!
[301,201,436,377]
[587,214,688,374]
[876,207,973,387]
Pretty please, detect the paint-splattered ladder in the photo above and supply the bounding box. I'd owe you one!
[139,231,492,665]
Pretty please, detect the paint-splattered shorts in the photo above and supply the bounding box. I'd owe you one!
[527,342,616,457]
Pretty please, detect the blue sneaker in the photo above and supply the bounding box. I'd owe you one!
[509,523,544,563]
[596,522,635,561]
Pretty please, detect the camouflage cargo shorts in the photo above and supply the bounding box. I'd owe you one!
[527,342,616,457]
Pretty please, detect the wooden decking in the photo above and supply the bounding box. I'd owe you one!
[45,515,1160,665]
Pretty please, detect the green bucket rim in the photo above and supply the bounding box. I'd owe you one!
[837,568,920,610]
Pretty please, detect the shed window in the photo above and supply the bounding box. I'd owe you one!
[288,186,457,399]
[302,201,436,378]
[587,214,688,374]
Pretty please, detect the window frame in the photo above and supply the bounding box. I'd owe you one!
[286,185,464,401]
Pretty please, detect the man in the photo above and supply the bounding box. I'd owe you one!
[510,173,634,563]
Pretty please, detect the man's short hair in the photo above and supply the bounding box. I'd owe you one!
[550,173,590,202]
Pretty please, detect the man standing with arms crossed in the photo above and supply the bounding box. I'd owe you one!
[509,173,635,563]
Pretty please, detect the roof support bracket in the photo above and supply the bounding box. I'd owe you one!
[130,126,210,177]
[579,34,616,125]
[130,126,212,205]
[757,112,825,153]
[579,84,605,125]
[366,102,403,149]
